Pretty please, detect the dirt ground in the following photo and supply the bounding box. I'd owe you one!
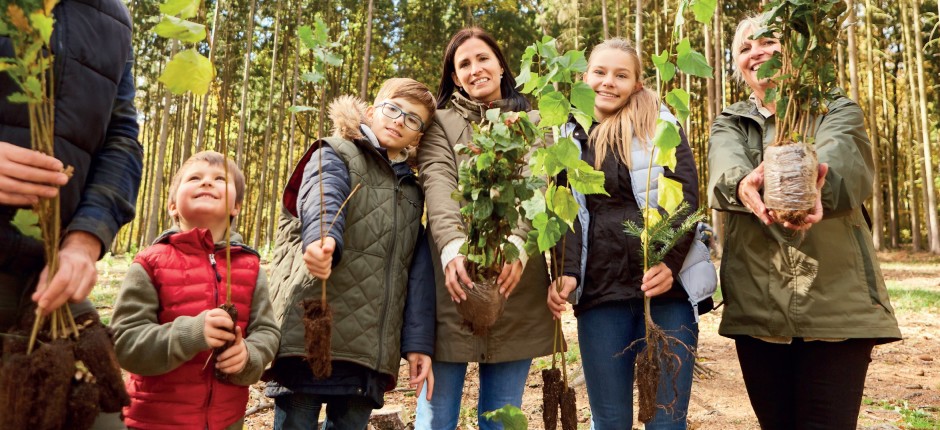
[236,251,940,429]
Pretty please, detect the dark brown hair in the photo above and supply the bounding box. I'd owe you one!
[435,27,529,110]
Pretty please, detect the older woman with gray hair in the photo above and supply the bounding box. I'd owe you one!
[707,14,901,430]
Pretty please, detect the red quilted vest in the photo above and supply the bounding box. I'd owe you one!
[124,228,259,430]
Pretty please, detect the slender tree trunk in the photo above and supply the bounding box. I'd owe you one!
[253,0,284,248]
[615,0,622,37]
[194,0,224,152]
[901,0,923,250]
[145,42,179,244]
[846,0,861,101]
[865,0,883,249]
[359,0,374,100]
[286,0,302,171]
[836,43,846,91]
[879,58,900,248]
[601,0,610,39]
[911,0,940,253]
[635,0,642,66]
[235,0,258,165]
[180,94,195,165]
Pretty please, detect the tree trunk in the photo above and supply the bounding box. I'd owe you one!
[615,0,621,37]
[635,0,643,66]
[910,0,940,253]
[900,0,923,250]
[864,0,882,249]
[194,0,224,152]
[879,58,900,248]
[359,0,374,100]
[601,0,610,39]
[846,0,860,101]
[235,0,258,165]
[145,42,179,245]
[836,43,846,92]
[252,0,284,248]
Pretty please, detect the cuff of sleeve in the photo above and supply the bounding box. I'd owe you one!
[507,235,529,269]
[440,239,465,271]
[177,314,210,358]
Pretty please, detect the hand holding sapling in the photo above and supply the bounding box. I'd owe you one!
[546,276,577,320]
[0,141,68,205]
[203,308,236,349]
[303,237,336,279]
[215,326,247,374]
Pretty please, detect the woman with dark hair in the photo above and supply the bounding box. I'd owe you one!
[414,27,554,430]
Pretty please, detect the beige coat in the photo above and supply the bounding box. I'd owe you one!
[417,93,555,363]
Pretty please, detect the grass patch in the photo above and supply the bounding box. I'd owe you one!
[865,398,940,429]
[884,288,940,312]
[533,347,580,371]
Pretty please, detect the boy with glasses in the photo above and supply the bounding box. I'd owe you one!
[265,78,437,429]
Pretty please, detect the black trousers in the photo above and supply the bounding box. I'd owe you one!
[734,336,877,430]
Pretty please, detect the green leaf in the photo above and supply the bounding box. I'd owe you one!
[521,73,547,95]
[657,175,684,215]
[570,81,596,120]
[521,192,546,221]
[651,50,676,83]
[159,0,200,18]
[652,119,681,152]
[550,137,582,170]
[7,92,30,103]
[551,186,579,228]
[301,71,324,84]
[11,209,41,240]
[323,52,343,67]
[482,402,528,429]
[313,14,329,44]
[298,25,315,50]
[28,12,53,44]
[538,216,565,252]
[154,15,207,43]
[665,89,691,124]
[562,49,588,72]
[567,160,609,195]
[538,91,569,128]
[158,49,215,95]
[675,38,713,78]
[486,107,501,124]
[691,0,717,25]
[756,53,782,80]
[24,76,41,98]
[654,145,678,172]
[572,109,593,134]
[472,197,494,220]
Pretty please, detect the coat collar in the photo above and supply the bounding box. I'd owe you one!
[448,91,527,123]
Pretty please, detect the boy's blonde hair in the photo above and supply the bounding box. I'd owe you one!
[374,78,437,129]
[168,150,246,208]
[586,38,660,169]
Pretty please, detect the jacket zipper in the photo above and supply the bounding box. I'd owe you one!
[377,177,408,369]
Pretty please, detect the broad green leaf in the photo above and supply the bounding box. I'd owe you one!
[7,92,30,103]
[654,145,678,172]
[288,105,316,113]
[676,38,713,78]
[665,88,691,124]
[572,109,593,134]
[28,12,53,44]
[314,14,329,44]
[691,0,717,25]
[24,76,41,98]
[521,192,546,221]
[154,15,207,43]
[551,186,579,228]
[570,81,595,119]
[486,107,501,124]
[538,91,569,128]
[550,137,581,170]
[652,119,681,153]
[756,53,782,80]
[563,49,588,72]
[298,25,315,50]
[159,0,200,19]
[568,160,608,195]
[158,49,215,95]
[11,209,41,240]
[532,212,548,231]
[516,46,536,86]
[538,216,565,252]
[651,50,676,83]
[482,405,528,430]
[301,71,324,83]
[657,175,684,215]
[323,52,343,66]
[472,198,493,220]
[502,240,520,264]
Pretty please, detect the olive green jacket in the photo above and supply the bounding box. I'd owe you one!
[708,95,901,342]
[417,93,555,363]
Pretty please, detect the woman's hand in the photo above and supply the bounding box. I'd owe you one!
[737,162,774,225]
[444,255,472,303]
[775,163,829,231]
[547,276,577,320]
[497,260,523,298]
[641,263,673,297]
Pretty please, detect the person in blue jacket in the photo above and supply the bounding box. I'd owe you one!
[265,78,437,430]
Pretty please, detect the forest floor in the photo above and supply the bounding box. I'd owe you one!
[93,250,940,429]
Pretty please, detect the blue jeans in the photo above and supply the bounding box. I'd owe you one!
[413,358,532,430]
[578,299,698,430]
[273,393,373,430]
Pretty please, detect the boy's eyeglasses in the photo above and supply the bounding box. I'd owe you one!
[378,103,425,132]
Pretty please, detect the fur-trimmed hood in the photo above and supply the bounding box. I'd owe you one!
[329,95,368,141]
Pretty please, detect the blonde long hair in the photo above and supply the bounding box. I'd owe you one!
[587,38,659,169]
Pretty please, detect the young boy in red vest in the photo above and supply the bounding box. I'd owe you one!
[111,151,280,430]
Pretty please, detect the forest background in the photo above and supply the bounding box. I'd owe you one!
[121,0,940,256]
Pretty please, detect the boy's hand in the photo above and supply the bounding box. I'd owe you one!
[547,276,577,320]
[304,237,336,279]
[407,352,433,401]
[641,263,673,297]
[203,308,236,348]
[216,326,248,374]
[0,141,69,206]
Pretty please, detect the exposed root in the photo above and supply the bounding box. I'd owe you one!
[541,368,561,430]
[302,299,333,379]
[627,319,688,424]
[455,278,506,336]
[559,385,578,430]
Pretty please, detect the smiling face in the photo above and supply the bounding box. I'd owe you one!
[367,97,430,159]
[169,160,240,235]
[584,47,640,121]
[735,27,781,97]
[451,37,504,104]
